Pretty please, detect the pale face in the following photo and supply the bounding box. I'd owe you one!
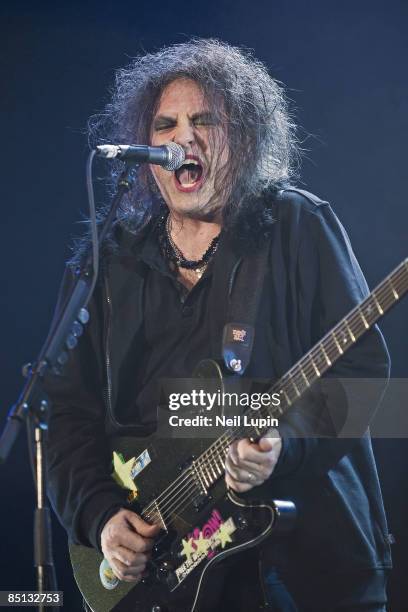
[149,78,228,219]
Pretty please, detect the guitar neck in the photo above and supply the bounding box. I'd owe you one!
[269,258,408,422]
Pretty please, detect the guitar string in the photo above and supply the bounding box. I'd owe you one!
[140,441,228,522]
[141,429,243,523]
[143,460,225,524]
[285,267,407,383]
[145,426,276,527]
[141,438,232,522]
[143,482,217,529]
[144,420,283,528]
[142,416,278,525]
[139,266,408,524]
[140,407,265,518]
[143,437,253,526]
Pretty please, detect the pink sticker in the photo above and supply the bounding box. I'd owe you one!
[187,509,224,558]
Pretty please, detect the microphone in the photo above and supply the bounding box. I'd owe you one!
[95,142,185,171]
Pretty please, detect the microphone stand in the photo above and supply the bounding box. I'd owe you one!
[0,161,136,611]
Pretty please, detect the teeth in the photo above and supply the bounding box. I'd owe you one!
[185,159,199,166]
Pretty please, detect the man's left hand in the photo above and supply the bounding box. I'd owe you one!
[225,430,282,493]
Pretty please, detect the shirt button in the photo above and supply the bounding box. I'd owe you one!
[182,306,193,317]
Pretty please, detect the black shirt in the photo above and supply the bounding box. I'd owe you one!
[131,229,216,427]
[45,187,392,580]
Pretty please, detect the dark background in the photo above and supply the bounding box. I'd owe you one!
[1,0,407,610]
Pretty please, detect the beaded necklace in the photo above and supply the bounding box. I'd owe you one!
[160,214,220,279]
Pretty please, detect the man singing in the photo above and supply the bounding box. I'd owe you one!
[45,39,391,611]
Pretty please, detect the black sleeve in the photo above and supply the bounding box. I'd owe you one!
[272,202,390,479]
[44,266,129,551]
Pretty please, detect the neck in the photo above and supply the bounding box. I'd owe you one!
[167,211,221,261]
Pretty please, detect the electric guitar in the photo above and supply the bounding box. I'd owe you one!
[69,259,408,612]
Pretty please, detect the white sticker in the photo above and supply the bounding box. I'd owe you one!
[131,448,151,479]
[99,558,119,590]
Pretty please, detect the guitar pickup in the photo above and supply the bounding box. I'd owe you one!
[192,492,211,512]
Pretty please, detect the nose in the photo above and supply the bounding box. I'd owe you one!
[172,119,195,148]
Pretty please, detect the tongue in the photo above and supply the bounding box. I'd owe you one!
[178,167,199,185]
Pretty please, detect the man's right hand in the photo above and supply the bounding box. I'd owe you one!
[100,508,161,583]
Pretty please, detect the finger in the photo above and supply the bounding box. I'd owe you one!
[225,471,252,493]
[125,512,161,537]
[236,438,266,464]
[236,437,280,463]
[225,456,263,485]
[236,452,278,481]
[228,441,261,469]
[258,435,281,453]
[108,557,144,583]
[228,441,240,465]
[125,533,155,554]
[225,455,250,482]
[256,428,281,450]
[227,445,265,474]
[113,547,149,568]
[229,453,265,473]
[111,525,155,554]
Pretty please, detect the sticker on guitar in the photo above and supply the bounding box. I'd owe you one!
[111,448,152,502]
[176,509,236,582]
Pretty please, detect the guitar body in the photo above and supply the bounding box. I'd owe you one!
[70,434,295,612]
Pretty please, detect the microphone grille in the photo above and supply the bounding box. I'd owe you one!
[164,142,186,171]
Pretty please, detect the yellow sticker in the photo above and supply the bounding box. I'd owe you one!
[112,451,138,493]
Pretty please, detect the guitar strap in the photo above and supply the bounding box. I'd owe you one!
[209,233,270,375]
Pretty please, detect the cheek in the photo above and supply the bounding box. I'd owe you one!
[150,130,169,147]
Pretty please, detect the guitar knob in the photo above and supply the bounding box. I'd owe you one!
[158,560,172,577]
[151,606,162,612]
[237,514,248,529]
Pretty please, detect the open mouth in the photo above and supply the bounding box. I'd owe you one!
[174,156,204,192]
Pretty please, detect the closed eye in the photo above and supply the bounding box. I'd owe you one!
[152,112,218,132]
[192,112,218,127]
[153,120,176,132]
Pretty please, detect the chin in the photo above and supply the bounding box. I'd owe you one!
[168,192,216,216]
